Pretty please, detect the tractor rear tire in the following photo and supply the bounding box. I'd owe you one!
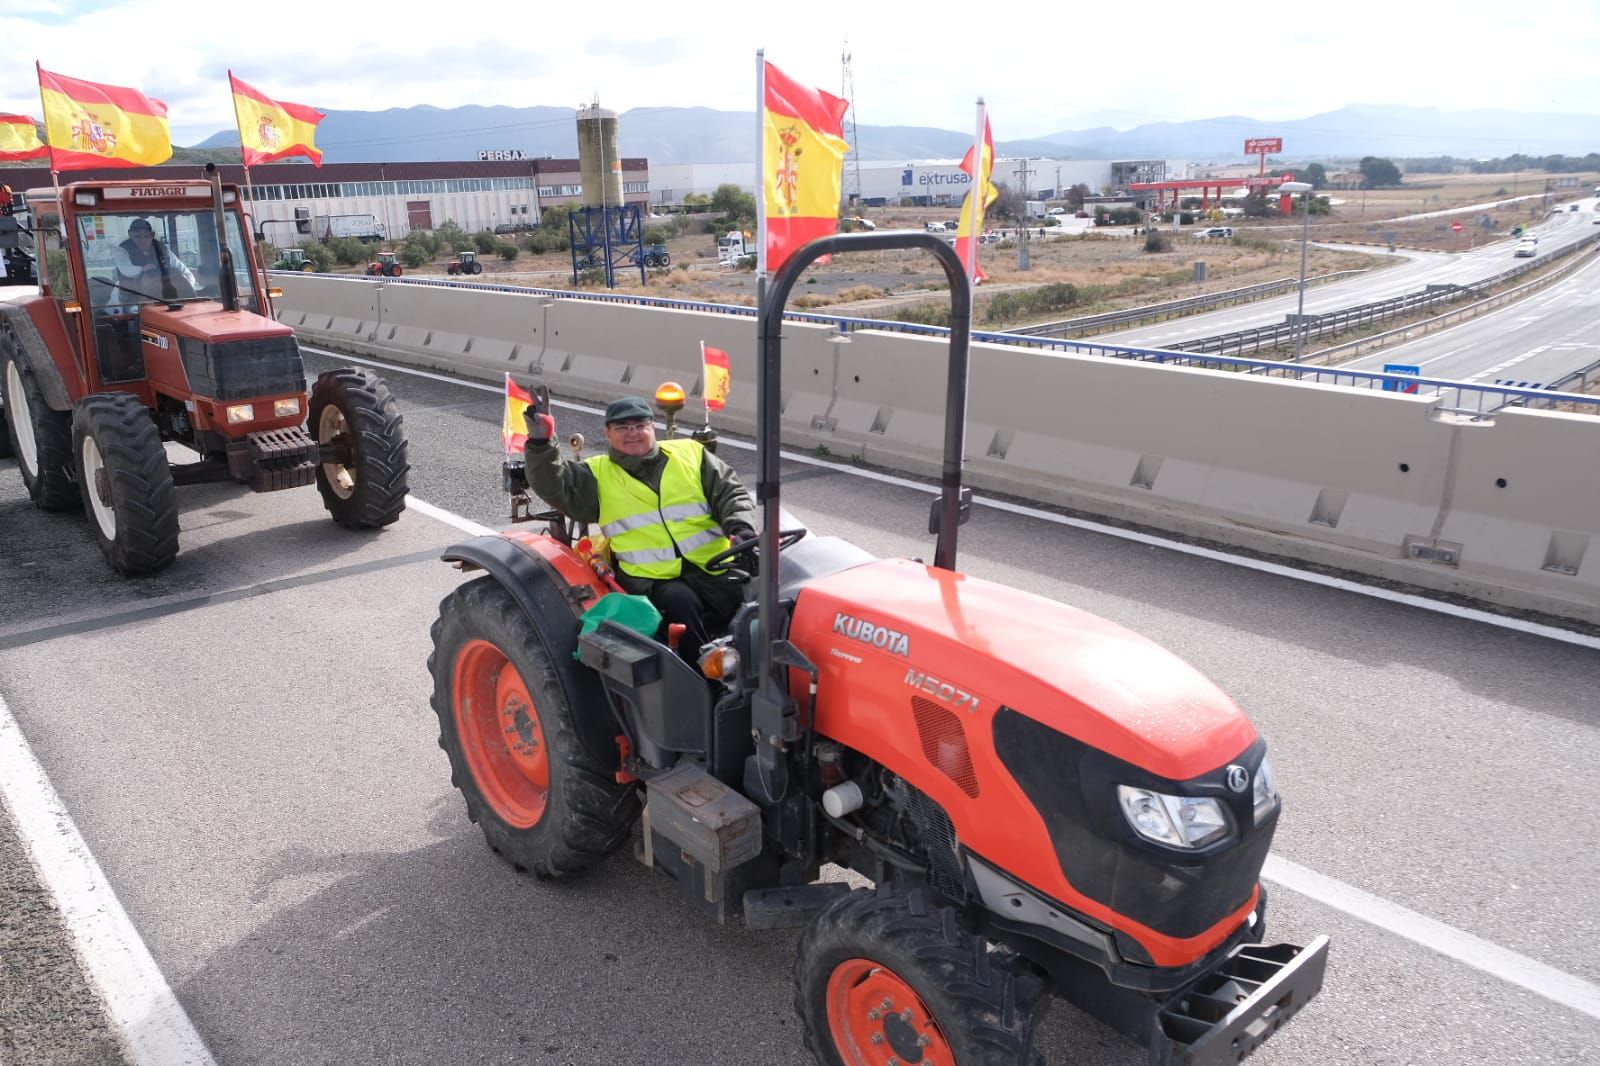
[3,350,78,511]
[309,367,408,529]
[468,262,482,276]
[429,576,641,878]
[795,885,1049,1066]
[301,262,314,272]
[388,264,403,277]
[72,393,179,575]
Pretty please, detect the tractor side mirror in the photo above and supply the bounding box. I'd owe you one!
[927,487,973,535]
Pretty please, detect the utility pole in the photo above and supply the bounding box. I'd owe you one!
[1013,158,1035,270]
[841,42,862,209]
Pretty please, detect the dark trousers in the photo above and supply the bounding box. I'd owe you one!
[647,576,740,660]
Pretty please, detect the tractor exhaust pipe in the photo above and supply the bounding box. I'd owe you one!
[205,163,240,313]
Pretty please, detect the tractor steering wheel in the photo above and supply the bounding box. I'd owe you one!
[705,527,807,581]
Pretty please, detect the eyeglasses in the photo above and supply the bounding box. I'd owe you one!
[131,231,153,238]
[608,419,653,432]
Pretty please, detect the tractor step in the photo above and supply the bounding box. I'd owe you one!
[1153,936,1329,1066]
[742,882,851,930]
[227,427,318,492]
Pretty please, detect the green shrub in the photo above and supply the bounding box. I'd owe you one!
[327,237,367,266]
[1143,230,1171,253]
[473,230,497,254]
[296,239,335,271]
[981,283,1081,323]
[496,240,519,262]
[893,302,955,327]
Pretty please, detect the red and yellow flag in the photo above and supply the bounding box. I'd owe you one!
[762,61,850,275]
[702,343,731,412]
[0,114,47,161]
[502,373,532,455]
[37,65,171,170]
[230,72,325,167]
[954,114,998,282]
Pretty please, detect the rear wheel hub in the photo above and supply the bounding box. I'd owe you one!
[826,959,950,1066]
[452,639,550,828]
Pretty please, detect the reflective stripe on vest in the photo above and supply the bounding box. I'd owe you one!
[588,438,730,580]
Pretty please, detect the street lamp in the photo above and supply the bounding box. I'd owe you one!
[1279,180,1313,361]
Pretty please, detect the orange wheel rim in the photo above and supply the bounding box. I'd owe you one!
[825,958,953,1066]
[453,639,549,828]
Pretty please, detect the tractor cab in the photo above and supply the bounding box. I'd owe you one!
[446,249,481,276]
[367,251,403,277]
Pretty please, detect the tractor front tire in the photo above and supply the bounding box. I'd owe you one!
[429,577,641,878]
[309,367,408,529]
[72,393,179,575]
[795,885,1049,1066]
[3,350,77,510]
[447,264,459,276]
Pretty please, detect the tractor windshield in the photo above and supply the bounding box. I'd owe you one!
[77,209,261,312]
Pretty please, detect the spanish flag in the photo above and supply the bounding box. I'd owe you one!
[701,343,731,413]
[954,112,998,283]
[0,114,47,161]
[37,65,171,170]
[761,61,850,276]
[230,72,325,167]
[502,372,532,455]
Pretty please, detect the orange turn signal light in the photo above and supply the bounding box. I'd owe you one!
[698,645,739,681]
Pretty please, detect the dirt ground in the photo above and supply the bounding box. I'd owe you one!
[332,169,1599,330]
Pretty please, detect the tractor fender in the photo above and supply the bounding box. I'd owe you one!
[0,300,73,411]
[441,534,621,769]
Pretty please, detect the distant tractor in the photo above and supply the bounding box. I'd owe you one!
[272,248,316,272]
[643,243,670,268]
[366,251,403,277]
[0,166,409,575]
[446,249,482,276]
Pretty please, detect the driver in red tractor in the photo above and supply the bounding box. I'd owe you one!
[112,217,197,301]
[524,394,757,656]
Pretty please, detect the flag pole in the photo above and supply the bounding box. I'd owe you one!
[699,340,710,433]
[228,72,261,245]
[753,50,767,312]
[964,98,986,291]
[36,62,61,195]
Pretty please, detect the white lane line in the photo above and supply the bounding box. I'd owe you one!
[1264,855,1600,1022]
[308,346,1600,651]
[0,693,217,1066]
[398,488,1600,1020]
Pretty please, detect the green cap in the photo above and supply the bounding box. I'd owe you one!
[604,396,653,424]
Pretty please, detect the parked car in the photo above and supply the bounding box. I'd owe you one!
[924,221,948,233]
[1194,226,1235,239]
[1047,207,1066,215]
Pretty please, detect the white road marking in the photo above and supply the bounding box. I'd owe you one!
[311,346,1600,652]
[1264,856,1600,1022]
[0,694,217,1066]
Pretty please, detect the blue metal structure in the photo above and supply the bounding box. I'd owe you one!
[566,204,645,288]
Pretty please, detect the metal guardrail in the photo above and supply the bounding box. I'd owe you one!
[1180,284,1479,356]
[1010,271,1366,339]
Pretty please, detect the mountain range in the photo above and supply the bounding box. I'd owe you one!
[194,103,1600,165]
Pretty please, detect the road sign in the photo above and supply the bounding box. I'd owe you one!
[1451,221,1463,232]
[1383,363,1421,394]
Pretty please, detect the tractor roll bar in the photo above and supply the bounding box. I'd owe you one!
[748,232,973,804]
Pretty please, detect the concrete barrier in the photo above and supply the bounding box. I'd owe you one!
[278,277,1600,624]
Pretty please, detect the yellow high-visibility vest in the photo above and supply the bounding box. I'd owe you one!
[588,438,730,579]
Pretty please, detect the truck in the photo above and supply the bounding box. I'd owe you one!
[313,214,387,244]
[717,229,753,267]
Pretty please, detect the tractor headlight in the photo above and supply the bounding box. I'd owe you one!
[1253,755,1278,824]
[1117,786,1232,849]
[273,397,301,418]
[225,403,254,424]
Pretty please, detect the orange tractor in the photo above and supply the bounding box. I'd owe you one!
[427,233,1326,1064]
[366,250,403,277]
[0,165,409,574]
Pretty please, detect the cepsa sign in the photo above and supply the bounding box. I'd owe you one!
[1244,138,1283,155]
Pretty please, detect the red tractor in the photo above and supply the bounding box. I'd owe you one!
[427,233,1327,1064]
[366,250,403,277]
[0,165,408,575]
[445,249,482,276]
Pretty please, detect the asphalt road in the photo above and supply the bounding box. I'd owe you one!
[2,348,1597,1064]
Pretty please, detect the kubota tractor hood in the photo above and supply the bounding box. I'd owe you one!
[792,557,1257,781]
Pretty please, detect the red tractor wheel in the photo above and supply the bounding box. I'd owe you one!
[2,348,78,511]
[72,393,178,575]
[795,886,1048,1066]
[429,577,641,878]
[388,264,403,277]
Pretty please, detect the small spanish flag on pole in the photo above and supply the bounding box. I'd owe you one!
[502,372,532,456]
[0,114,47,161]
[702,342,731,418]
[954,105,998,284]
[37,64,172,171]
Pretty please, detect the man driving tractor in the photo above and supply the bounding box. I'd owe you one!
[524,396,756,654]
[112,217,197,300]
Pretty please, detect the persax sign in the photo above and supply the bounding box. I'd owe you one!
[477,149,530,161]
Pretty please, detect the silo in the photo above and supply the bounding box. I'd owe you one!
[576,103,623,208]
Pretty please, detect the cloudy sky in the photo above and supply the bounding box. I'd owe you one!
[5,0,1597,147]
